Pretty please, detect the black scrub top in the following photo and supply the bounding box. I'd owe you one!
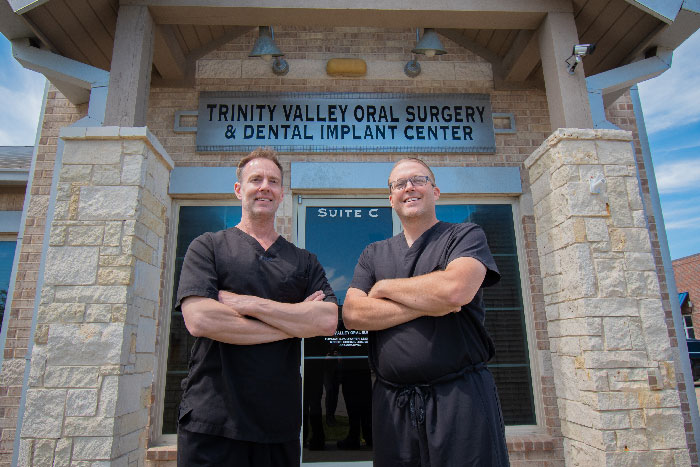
[349,221,499,385]
[176,227,337,443]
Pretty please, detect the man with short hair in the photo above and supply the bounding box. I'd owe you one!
[343,157,509,466]
[176,147,338,467]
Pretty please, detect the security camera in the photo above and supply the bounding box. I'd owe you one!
[566,43,596,74]
[572,44,596,57]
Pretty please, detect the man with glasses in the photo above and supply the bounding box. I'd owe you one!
[343,158,509,466]
[176,148,338,467]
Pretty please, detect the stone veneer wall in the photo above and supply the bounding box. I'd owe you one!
[525,128,691,465]
[0,89,87,466]
[606,93,698,465]
[17,129,172,466]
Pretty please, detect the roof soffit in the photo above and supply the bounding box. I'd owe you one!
[2,0,698,89]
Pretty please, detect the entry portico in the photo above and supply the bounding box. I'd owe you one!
[0,1,699,466]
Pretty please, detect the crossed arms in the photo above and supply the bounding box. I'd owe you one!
[342,256,487,331]
[182,290,338,345]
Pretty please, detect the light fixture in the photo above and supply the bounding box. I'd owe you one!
[249,26,289,76]
[412,28,447,58]
[405,28,447,78]
[565,43,595,74]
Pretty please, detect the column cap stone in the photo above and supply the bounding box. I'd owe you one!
[59,126,174,171]
[525,128,633,170]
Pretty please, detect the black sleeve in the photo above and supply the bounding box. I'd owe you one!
[306,252,338,305]
[175,233,220,310]
[348,244,376,294]
[447,223,500,288]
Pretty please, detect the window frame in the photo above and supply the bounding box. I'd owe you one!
[685,315,695,339]
[152,193,544,446]
[294,194,544,437]
[152,199,242,445]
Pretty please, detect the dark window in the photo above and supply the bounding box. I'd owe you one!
[162,202,535,439]
[436,204,535,425]
[0,241,16,331]
[162,205,241,434]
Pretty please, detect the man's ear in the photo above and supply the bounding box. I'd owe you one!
[389,192,395,209]
[433,185,440,200]
[234,182,242,200]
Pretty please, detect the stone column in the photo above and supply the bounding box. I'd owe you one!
[18,127,173,466]
[524,129,691,465]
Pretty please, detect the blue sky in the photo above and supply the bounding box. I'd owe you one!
[0,29,698,260]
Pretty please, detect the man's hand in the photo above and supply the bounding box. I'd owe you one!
[217,289,337,338]
[304,290,326,302]
[181,296,292,345]
[218,290,261,314]
[218,290,327,312]
[368,281,460,316]
[366,257,486,315]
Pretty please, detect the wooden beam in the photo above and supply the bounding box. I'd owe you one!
[126,0,570,15]
[104,4,154,127]
[501,29,540,81]
[119,0,572,29]
[538,11,592,129]
[153,24,186,81]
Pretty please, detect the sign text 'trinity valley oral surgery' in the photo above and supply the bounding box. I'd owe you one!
[196,92,495,153]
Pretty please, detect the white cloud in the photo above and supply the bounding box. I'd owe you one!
[652,141,700,157]
[0,70,45,146]
[665,215,700,231]
[324,267,349,292]
[655,159,700,194]
[638,30,700,134]
[662,198,700,219]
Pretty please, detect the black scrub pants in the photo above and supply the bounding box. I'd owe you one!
[177,428,300,467]
[372,366,509,467]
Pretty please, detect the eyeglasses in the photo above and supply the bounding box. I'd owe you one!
[388,175,433,192]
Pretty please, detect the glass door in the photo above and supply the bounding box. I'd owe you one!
[297,198,398,466]
[295,197,535,465]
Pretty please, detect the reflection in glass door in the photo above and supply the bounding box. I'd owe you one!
[296,198,535,465]
[298,199,396,465]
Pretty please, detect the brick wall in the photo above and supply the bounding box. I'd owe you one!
[674,253,700,338]
[0,187,26,212]
[674,253,700,306]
